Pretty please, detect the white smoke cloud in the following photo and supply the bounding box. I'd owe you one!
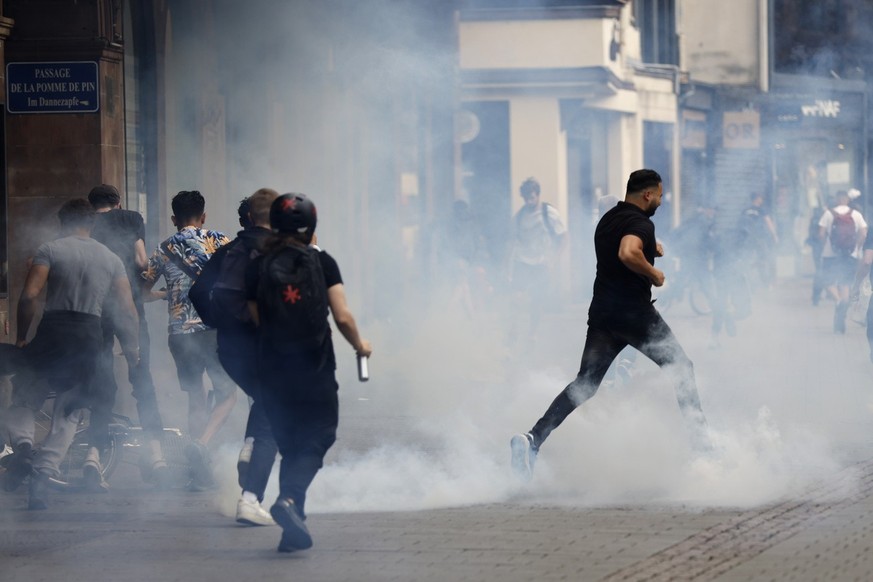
[135,0,873,523]
[201,282,863,517]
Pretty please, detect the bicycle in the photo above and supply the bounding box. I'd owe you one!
[1,392,194,491]
[657,257,714,316]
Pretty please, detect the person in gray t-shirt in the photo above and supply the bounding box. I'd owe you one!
[2,199,139,510]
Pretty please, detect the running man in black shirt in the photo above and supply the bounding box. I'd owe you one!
[511,169,710,481]
[88,185,168,488]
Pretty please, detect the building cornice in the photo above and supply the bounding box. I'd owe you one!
[460,66,632,98]
[460,5,625,21]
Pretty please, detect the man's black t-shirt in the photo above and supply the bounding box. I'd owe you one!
[590,201,657,315]
[245,247,343,372]
[91,209,146,302]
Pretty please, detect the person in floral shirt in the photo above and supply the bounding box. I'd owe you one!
[142,190,238,490]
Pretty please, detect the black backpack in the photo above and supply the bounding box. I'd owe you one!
[188,243,229,329]
[257,244,329,356]
[209,237,261,330]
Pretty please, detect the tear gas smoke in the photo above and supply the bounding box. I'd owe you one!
[119,0,873,521]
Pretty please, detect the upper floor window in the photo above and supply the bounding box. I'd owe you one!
[772,0,873,79]
[634,0,678,66]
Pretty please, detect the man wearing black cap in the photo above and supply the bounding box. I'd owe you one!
[88,184,169,488]
[510,169,710,481]
[246,193,372,552]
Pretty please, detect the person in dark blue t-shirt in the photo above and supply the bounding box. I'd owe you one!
[510,169,710,482]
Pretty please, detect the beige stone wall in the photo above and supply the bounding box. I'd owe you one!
[679,0,763,87]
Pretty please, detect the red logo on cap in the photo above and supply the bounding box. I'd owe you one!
[281,197,296,212]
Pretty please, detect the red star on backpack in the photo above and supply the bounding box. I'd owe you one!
[282,284,301,304]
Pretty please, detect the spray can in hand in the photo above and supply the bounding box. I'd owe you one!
[357,354,369,382]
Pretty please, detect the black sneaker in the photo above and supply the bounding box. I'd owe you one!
[3,443,33,492]
[237,441,253,489]
[185,476,218,492]
[184,442,216,490]
[510,433,538,482]
[271,498,312,552]
[28,470,50,510]
[82,447,110,493]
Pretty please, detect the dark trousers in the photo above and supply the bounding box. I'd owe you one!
[530,304,708,449]
[90,302,164,452]
[12,311,103,410]
[217,328,277,501]
[259,357,338,518]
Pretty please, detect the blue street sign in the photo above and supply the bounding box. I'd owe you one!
[6,61,100,114]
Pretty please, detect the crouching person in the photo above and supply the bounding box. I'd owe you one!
[3,199,139,509]
[245,193,372,552]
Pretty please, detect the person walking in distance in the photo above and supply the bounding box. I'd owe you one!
[507,177,567,344]
[246,193,372,552]
[190,189,280,526]
[819,190,867,334]
[3,199,139,508]
[738,192,779,288]
[510,170,710,481]
[87,184,169,489]
[141,190,238,490]
[851,225,873,362]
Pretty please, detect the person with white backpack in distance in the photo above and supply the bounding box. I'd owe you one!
[819,190,867,333]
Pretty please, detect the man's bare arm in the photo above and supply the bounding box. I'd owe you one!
[139,273,167,302]
[134,239,148,271]
[327,283,372,356]
[618,234,665,287]
[16,264,49,346]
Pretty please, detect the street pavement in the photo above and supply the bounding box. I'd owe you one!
[2,272,873,582]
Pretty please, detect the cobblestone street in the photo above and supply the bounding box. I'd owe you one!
[3,275,873,581]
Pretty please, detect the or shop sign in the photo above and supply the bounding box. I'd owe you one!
[723,110,760,149]
[6,61,99,114]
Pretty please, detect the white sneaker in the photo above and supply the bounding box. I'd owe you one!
[510,433,538,483]
[236,497,276,526]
